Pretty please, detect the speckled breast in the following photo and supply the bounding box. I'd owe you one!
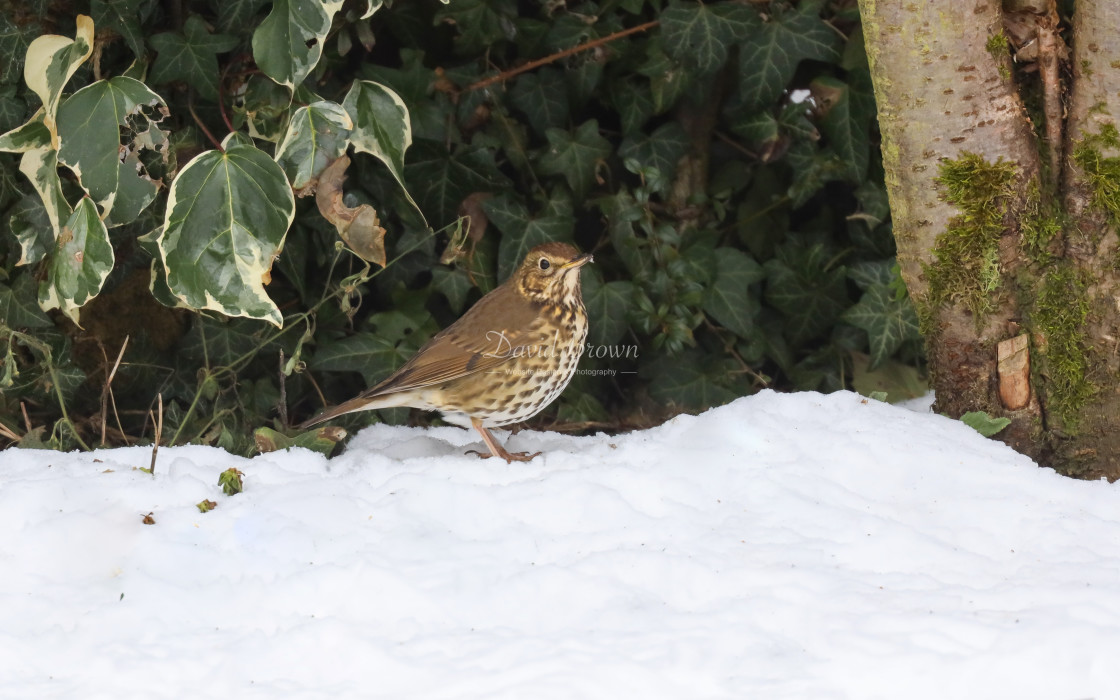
[450,301,588,429]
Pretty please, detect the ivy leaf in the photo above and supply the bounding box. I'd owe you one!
[6,193,54,266]
[854,179,891,227]
[0,19,92,249]
[39,197,114,324]
[0,85,27,134]
[435,0,516,56]
[661,1,759,75]
[765,243,849,344]
[566,59,604,108]
[180,315,268,366]
[431,265,475,313]
[311,332,411,386]
[785,139,848,207]
[639,44,687,114]
[0,15,41,84]
[255,426,342,456]
[812,76,869,183]
[509,68,568,136]
[848,259,895,291]
[703,247,765,339]
[537,120,611,199]
[582,273,634,347]
[274,100,352,189]
[618,122,689,195]
[850,351,928,404]
[56,77,168,225]
[343,80,423,220]
[157,134,296,327]
[232,74,291,143]
[0,275,53,329]
[600,190,648,276]
[960,411,1012,438]
[733,111,780,147]
[0,110,50,153]
[842,284,921,369]
[404,140,510,226]
[556,389,610,424]
[215,0,269,34]
[23,14,94,138]
[251,0,343,90]
[646,350,739,411]
[737,0,842,112]
[483,192,574,280]
[14,139,72,251]
[91,0,145,58]
[610,79,654,135]
[0,152,20,211]
[149,16,238,101]
[359,1,386,20]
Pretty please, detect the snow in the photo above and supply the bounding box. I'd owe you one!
[2,389,1120,698]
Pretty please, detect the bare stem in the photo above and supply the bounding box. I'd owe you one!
[100,336,130,446]
[462,20,659,94]
[188,92,223,151]
[148,393,163,476]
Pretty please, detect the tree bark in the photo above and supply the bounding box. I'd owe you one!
[860,0,1120,476]
[859,0,1045,459]
[1055,0,1120,476]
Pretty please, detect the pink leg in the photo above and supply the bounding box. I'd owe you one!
[469,418,541,463]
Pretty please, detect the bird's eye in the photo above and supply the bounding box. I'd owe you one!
[538,258,550,270]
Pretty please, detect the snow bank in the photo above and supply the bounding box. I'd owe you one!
[1,390,1118,699]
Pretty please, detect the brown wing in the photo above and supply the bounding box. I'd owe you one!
[357,283,545,399]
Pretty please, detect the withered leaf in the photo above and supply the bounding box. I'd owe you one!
[315,155,387,266]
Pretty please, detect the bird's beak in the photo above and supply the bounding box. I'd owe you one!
[562,253,594,270]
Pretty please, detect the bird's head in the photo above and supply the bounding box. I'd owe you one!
[513,242,593,308]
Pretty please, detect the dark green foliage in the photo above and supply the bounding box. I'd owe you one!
[0,0,924,452]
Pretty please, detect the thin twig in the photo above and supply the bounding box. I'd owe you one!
[218,59,236,134]
[278,349,289,428]
[148,393,163,476]
[0,421,19,441]
[703,318,770,387]
[21,402,32,433]
[44,362,90,451]
[188,92,223,151]
[714,131,759,160]
[100,335,130,446]
[305,370,328,411]
[462,20,659,94]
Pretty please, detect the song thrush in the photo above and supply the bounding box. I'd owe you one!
[300,242,592,463]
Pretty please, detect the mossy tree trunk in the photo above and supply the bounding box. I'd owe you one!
[859,0,1120,478]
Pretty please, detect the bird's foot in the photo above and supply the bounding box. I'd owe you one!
[465,448,542,463]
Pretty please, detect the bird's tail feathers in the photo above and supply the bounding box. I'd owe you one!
[297,393,407,430]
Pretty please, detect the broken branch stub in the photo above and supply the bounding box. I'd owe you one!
[997,334,1031,411]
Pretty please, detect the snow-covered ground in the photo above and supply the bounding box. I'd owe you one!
[2,390,1119,699]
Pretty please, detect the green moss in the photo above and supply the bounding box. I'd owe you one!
[1020,181,1062,263]
[1071,123,1120,228]
[985,31,1009,79]
[985,30,1007,58]
[1033,265,1093,430]
[925,152,1017,322]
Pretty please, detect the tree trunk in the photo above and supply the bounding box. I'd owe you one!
[860,0,1120,478]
